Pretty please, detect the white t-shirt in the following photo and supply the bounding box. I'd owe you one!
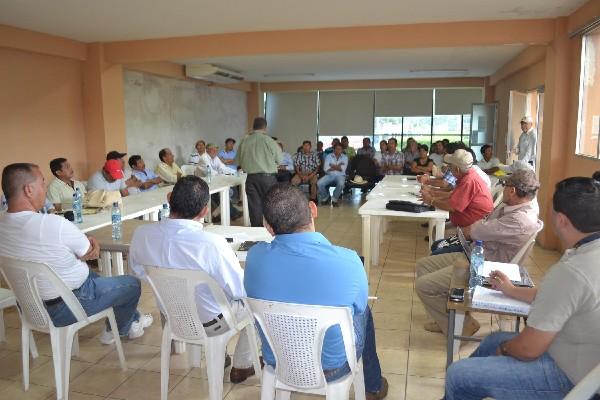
[477,157,501,171]
[430,153,444,167]
[87,170,126,192]
[472,165,492,191]
[0,212,90,299]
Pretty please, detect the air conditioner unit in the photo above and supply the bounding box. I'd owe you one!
[185,64,244,84]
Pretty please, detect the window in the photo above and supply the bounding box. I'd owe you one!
[374,117,402,146]
[403,116,433,148]
[577,28,600,158]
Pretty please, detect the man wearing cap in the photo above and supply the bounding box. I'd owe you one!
[106,150,139,189]
[235,117,282,227]
[218,138,238,170]
[156,148,184,184]
[416,169,542,335]
[515,116,537,167]
[87,159,138,197]
[317,143,348,207]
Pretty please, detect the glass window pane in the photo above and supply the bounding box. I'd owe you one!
[462,114,472,146]
[403,116,431,148]
[577,29,600,158]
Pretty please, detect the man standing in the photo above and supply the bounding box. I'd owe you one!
[515,115,537,167]
[218,138,238,170]
[129,176,256,383]
[357,137,375,158]
[156,148,184,184]
[445,177,600,399]
[129,155,163,192]
[317,143,348,207]
[47,157,87,211]
[235,117,282,227]
[291,140,320,202]
[0,163,151,344]
[245,184,388,400]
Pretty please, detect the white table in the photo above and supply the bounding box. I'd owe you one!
[204,174,250,227]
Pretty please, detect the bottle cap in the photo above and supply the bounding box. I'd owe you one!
[163,203,169,208]
[113,202,119,207]
[475,240,483,246]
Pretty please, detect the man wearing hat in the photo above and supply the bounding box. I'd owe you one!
[515,115,537,167]
[416,169,542,335]
[87,159,140,196]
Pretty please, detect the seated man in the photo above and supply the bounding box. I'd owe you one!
[276,142,294,183]
[357,137,375,158]
[291,140,320,202]
[380,138,405,175]
[129,176,256,383]
[156,148,184,184]
[0,163,151,344]
[199,144,242,221]
[478,144,501,175]
[429,141,446,168]
[317,143,348,207]
[47,157,87,211]
[444,177,600,400]
[129,155,162,191]
[218,138,238,170]
[88,159,138,197]
[416,169,542,335]
[245,183,388,400]
[410,144,434,175]
[188,140,210,165]
[341,135,356,159]
[106,150,141,194]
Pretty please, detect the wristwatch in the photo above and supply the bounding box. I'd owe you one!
[499,341,510,356]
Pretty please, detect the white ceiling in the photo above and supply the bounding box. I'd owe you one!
[177,45,528,81]
[0,0,587,42]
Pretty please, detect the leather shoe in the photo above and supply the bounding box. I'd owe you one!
[230,365,256,383]
[366,376,388,400]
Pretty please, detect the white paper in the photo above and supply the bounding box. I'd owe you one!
[481,261,521,282]
[472,286,530,315]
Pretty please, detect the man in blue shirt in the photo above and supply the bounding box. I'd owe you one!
[244,183,388,400]
[128,155,162,191]
[218,138,238,170]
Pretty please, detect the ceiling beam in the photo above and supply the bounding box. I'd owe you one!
[0,24,86,61]
[489,45,547,86]
[104,19,556,64]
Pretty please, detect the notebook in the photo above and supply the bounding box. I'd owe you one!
[471,286,530,315]
[481,261,522,282]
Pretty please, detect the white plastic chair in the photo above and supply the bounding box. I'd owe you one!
[564,361,600,400]
[143,266,262,400]
[181,164,197,176]
[245,298,366,400]
[0,287,16,342]
[0,256,126,400]
[492,188,504,208]
[508,221,544,265]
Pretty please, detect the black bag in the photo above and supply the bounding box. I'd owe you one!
[385,200,434,213]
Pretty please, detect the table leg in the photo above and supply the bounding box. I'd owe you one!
[447,309,456,369]
[111,252,124,275]
[100,251,112,277]
[431,218,446,249]
[142,214,150,221]
[220,189,230,226]
[453,312,465,354]
[371,216,381,267]
[362,215,371,278]
[150,210,159,222]
[241,182,250,227]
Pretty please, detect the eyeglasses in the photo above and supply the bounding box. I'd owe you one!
[500,181,515,188]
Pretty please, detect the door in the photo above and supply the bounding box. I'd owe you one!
[470,103,498,159]
[507,90,528,164]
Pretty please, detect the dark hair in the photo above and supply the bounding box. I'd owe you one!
[553,177,600,233]
[388,138,397,145]
[263,183,312,234]
[446,141,467,154]
[341,136,349,141]
[593,170,600,182]
[363,137,371,142]
[442,139,450,145]
[380,139,387,145]
[302,140,312,146]
[334,143,343,149]
[49,158,67,178]
[1,163,39,201]
[128,155,142,168]
[480,144,492,155]
[418,144,429,152]
[252,117,267,130]
[225,138,236,145]
[332,138,340,144]
[169,176,210,219]
[158,148,168,162]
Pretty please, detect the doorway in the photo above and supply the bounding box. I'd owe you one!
[507,88,544,169]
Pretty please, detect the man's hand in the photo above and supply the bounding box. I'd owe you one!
[417,174,430,184]
[489,270,515,296]
[176,172,182,180]
[80,236,100,261]
[126,176,142,188]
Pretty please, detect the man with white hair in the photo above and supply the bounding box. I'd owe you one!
[515,115,537,167]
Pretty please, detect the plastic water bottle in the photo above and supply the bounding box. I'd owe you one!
[469,240,485,292]
[72,188,83,224]
[160,203,170,220]
[206,166,212,183]
[111,202,122,240]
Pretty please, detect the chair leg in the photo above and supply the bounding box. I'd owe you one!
[275,389,291,400]
[71,332,80,357]
[204,338,227,400]
[29,331,38,359]
[63,329,77,400]
[187,343,202,368]
[326,382,352,400]
[260,367,276,400]
[160,329,171,400]
[21,327,30,391]
[49,330,67,400]
[244,324,262,380]
[353,360,366,400]
[0,309,5,343]
[106,312,127,371]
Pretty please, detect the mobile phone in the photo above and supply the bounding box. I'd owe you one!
[225,237,233,243]
[449,288,465,302]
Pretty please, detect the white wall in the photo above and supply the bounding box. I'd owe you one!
[123,70,247,170]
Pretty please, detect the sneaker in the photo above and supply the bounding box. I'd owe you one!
[139,313,154,328]
[99,329,116,345]
[128,320,145,340]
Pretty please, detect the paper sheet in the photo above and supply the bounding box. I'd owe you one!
[481,261,521,282]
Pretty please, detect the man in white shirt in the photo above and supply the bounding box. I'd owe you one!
[0,163,152,344]
[515,115,537,167]
[429,141,446,168]
[129,175,257,383]
[156,148,184,184]
[189,140,211,166]
[87,159,138,196]
[47,157,87,211]
[478,144,501,174]
[276,142,294,183]
[317,144,348,207]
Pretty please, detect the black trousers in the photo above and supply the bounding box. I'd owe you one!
[245,174,277,227]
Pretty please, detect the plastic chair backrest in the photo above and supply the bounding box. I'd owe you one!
[564,361,600,400]
[492,189,504,208]
[246,298,357,391]
[181,165,196,176]
[0,256,87,330]
[509,221,544,265]
[144,266,237,341]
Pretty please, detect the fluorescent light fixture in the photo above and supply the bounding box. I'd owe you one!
[263,72,316,78]
[409,68,469,73]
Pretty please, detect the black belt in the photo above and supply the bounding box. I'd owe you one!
[247,173,276,176]
[44,297,63,306]
[202,313,224,327]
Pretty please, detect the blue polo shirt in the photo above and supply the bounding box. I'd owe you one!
[244,231,368,369]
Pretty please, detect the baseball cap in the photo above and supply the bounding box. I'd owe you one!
[106,151,127,160]
[504,169,540,193]
[520,116,533,124]
[443,149,473,171]
[103,159,124,180]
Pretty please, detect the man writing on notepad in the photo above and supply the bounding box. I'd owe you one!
[444,177,600,400]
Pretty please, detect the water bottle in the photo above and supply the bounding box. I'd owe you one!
[469,240,485,292]
[160,203,170,220]
[72,188,83,223]
[206,165,212,183]
[111,202,122,240]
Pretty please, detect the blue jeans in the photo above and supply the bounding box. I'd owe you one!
[317,174,346,202]
[445,332,574,400]
[430,238,464,256]
[45,272,141,336]
[323,307,383,393]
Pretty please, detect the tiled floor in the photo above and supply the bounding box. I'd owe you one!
[0,193,561,400]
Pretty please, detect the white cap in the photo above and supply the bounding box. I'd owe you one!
[520,115,534,124]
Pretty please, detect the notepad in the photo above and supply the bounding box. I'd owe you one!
[471,286,530,315]
[481,261,521,282]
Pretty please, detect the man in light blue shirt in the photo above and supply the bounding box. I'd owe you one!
[128,155,162,192]
[317,143,348,207]
[244,183,388,400]
[218,138,238,170]
[276,142,294,182]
